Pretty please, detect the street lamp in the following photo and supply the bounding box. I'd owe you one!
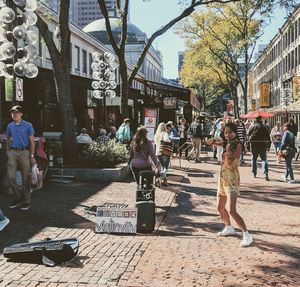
[0,0,39,102]
[91,51,118,126]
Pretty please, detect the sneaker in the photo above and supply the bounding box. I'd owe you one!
[240,232,253,247]
[9,199,23,209]
[195,159,201,163]
[0,217,9,231]
[20,202,31,211]
[217,225,236,236]
[252,174,256,178]
[289,179,296,183]
[282,176,288,182]
[265,175,270,181]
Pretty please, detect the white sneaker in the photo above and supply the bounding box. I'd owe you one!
[240,232,253,247]
[217,225,236,236]
[0,217,9,231]
[289,179,296,183]
[282,176,288,182]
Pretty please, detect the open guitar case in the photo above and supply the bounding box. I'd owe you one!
[3,238,79,267]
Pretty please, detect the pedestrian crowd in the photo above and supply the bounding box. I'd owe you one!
[1,105,299,249]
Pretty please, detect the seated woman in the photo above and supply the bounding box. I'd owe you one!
[129,126,160,184]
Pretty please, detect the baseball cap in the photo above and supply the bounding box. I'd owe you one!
[9,105,23,113]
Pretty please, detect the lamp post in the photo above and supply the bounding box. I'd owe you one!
[91,51,118,126]
[0,0,39,103]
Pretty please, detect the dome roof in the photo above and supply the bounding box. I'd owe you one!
[83,18,147,45]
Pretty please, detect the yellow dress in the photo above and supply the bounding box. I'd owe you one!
[218,154,240,196]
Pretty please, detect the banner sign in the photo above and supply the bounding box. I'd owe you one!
[251,99,256,110]
[96,208,137,234]
[259,83,270,107]
[293,76,300,100]
[16,77,23,101]
[144,108,157,141]
[5,79,13,102]
[163,97,177,109]
[248,72,253,99]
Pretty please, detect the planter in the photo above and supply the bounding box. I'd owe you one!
[49,163,130,182]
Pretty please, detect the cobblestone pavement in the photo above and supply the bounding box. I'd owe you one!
[0,152,299,286]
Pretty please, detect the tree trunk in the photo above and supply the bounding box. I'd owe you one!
[53,68,77,162]
[119,58,129,117]
[243,43,249,113]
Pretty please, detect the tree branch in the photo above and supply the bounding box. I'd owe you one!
[58,1,70,70]
[36,14,60,69]
[120,0,129,52]
[97,0,120,54]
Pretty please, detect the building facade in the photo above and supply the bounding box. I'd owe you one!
[83,18,163,83]
[0,4,140,135]
[45,0,128,28]
[0,4,192,136]
[251,5,300,128]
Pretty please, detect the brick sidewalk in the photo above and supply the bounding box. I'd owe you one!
[126,153,300,287]
[0,153,299,286]
[0,162,187,287]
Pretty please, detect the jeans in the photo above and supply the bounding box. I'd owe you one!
[273,142,281,155]
[251,148,268,175]
[216,146,223,162]
[158,155,170,179]
[7,149,31,203]
[0,208,5,221]
[284,153,294,180]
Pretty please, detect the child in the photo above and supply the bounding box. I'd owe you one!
[217,122,253,247]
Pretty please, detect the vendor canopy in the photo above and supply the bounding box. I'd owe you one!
[240,110,274,119]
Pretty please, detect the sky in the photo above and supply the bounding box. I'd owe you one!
[130,1,289,79]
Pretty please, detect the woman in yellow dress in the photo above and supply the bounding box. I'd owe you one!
[216,122,253,247]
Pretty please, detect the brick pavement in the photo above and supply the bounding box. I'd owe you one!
[0,153,299,286]
[126,153,300,287]
[0,162,186,287]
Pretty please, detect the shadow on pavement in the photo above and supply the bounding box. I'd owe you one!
[156,185,220,236]
[250,239,300,286]
[241,184,300,208]
[0,181,110,251]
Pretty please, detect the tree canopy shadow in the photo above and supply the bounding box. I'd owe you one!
[0,181,112,251]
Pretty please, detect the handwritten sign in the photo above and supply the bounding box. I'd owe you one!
[96,208,137,233]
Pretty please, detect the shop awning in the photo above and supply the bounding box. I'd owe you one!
[240,110,274,118]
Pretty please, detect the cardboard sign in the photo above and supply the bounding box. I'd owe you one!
[96,208,137,233]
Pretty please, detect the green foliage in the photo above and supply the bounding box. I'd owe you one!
[177,1,268,115]
[86,140,129,165]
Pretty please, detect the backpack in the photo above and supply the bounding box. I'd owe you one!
[188,122,202,138]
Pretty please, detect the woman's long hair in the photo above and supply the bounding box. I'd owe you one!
[133,126,148,152]
[154,122,166,145]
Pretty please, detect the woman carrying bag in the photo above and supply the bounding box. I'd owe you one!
[278,123,296,183]
[129,126,160,184]
[154,122,173,186]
